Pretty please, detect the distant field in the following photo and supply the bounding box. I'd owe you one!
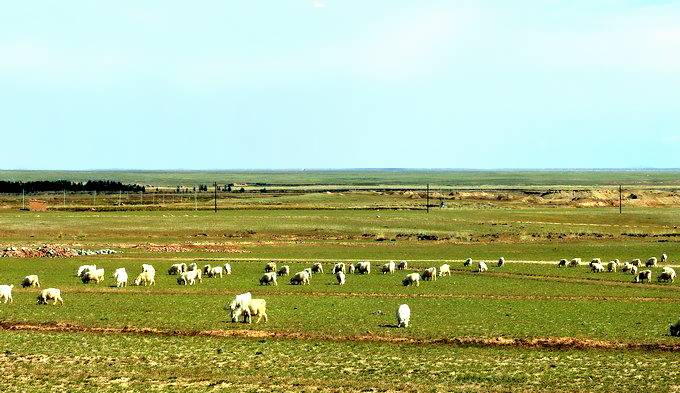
[0,187,679,391]
[2,169,679,187]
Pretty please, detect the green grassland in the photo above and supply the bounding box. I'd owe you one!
[0,196,679,391]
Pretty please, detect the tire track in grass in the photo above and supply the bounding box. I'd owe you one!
[1,321,679,352]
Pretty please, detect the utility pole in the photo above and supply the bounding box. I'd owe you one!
[213,182,217,213]
[426,183,430,213]
[619,185,622,214]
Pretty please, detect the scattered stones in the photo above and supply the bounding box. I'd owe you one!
[0,245,119,258]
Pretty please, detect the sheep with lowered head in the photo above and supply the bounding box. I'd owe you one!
[206,266,224,278]
[232,298,268,324]
[113,268,128,287]
[290,271,310,285]
[167,263,186,275]
[439,264,451,277]
[569,258,581,267]
[477,261,488,273]
[277,265,290,276]
[607,261,618,273]
[355,261,371,275]
[670,318,680,337]
[661,253,668,263]
[0,285,13,304]
[264,262,277,273]
[621,262,632,273]
[630,265,639,276]
[497,257,505,267]
[397,260,408,270]
[21,275,40,288]
[76,264,97,277]
[332,262,345,274]
[421,267,437,281]
[226,292,252,315]
[381,261,396,274]
[260,272,278,286]
[82,268,105,284]
[311,262,324,274]
[557,259,568,267]
[223,263,232,275]
[177,269,200,285]
[646,257,658,268]
[403,273,420,287]
[37,288,63,305]
[591,262,605,273]
[658,267,676,283]
[336,271,346,285]
[134,270,155,286]
[396,304,411,328]
[634,269,652,283]
[630,259,641,267]
[142,264,156,275]
[348,264,355,274]
[464,258,472,267]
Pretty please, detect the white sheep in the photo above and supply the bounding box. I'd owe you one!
[402,273,420,287]
[113,268,128,287]
[134,271,155,286]
[264,262,277,273]
[569,258,581,267]
[260,272,278,286]
[232,298,268,324]
[207,266,224,278]
[630,265,639,276]
[381,261,396,274]
[336,270,346,285]
[0,285,13,304]
[630,259,641,267]
[223,263,232,275]
[290,271,310,285]
[227,292,252,314]
[590,258,602,267]
[167,263,186,275]
[82,268,105,284]
[658,267,676,283]
[177,269,200,285]
[591,262,605,273]
[421,267,437,281]
[621,262,632,272]
[76,264,97,277]
[332,262,346,274]
[21,275,41,288]
[277,265,290,276]
[188,262,198,271]
[37,288,63,305]
[646,257,658,268]
[142,264,156,276]
[607,261,618,273]
[355,261,371,275]
[557,259,568,267]
[477,261,488,273]
[396,304,411,328]
[463,258,472,267]
[202,264,213,275]
[661,253,668,263]
[311,262,324,274]
[348,264,355,274]
[634,269,652,283]
[497,257,505,267]
[439,264,451,277]
[397,260,408,270]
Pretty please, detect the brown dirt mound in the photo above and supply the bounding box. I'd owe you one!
[1,321,679,351]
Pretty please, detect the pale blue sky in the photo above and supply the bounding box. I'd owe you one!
[1,1,679,169]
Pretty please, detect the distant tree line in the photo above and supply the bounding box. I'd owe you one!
[0,180,145,193]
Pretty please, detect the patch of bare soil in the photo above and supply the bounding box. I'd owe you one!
[0,244,117,258]
[130,243,249,253]
[1,321,678,352]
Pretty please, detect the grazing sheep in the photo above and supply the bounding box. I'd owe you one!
[113,268,128,287]
[332,263,346,274]
[223,263,232,275]
[557,259,568,267]
[207,266,224,278]
[355,261,371,275]
[403,273,420,287]
[202,264,212,275]
[630,265,639,276]
[37,288,63,305]
[232,299,268,324]
[277,265,290,276]
[464,258,472,267]
[336,271,346,285]
[0,285,13,304]
[311,262,324,274]
[303,268,313,277]
[82,268,105,284]
[658,267,676,283]
[21,275,40,288]
[381,261,396,274]
[134,271,156,286]
[646,257,658,268]
[438,264,451,277]
[142,264,155,275]
[569,258,581,267]
[290,271,310,285]
[167,263,187,275]
[264,262,277,273]
[589,258,602,267]
[187,262,198,271]
[630,259,641,267]
[621,262,632,273]
[397,260,408,270]
[226,292,252,314]
[348,264,355,274]
[634,269,652,283]
[591,262,605,273]
[497,257,505,267]
[661,253,668,263]
[421,267,437,281]
[76,264,97,277]
[260,272,278,286]
[607,261,618,273]
[670,318,680,337]
[477,261,488,273]
[396,304,411,328]
[177,269,200,285]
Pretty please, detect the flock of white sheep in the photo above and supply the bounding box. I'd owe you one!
[0,253,671,330]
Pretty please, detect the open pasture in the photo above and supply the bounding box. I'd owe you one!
[0,202,679,391]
